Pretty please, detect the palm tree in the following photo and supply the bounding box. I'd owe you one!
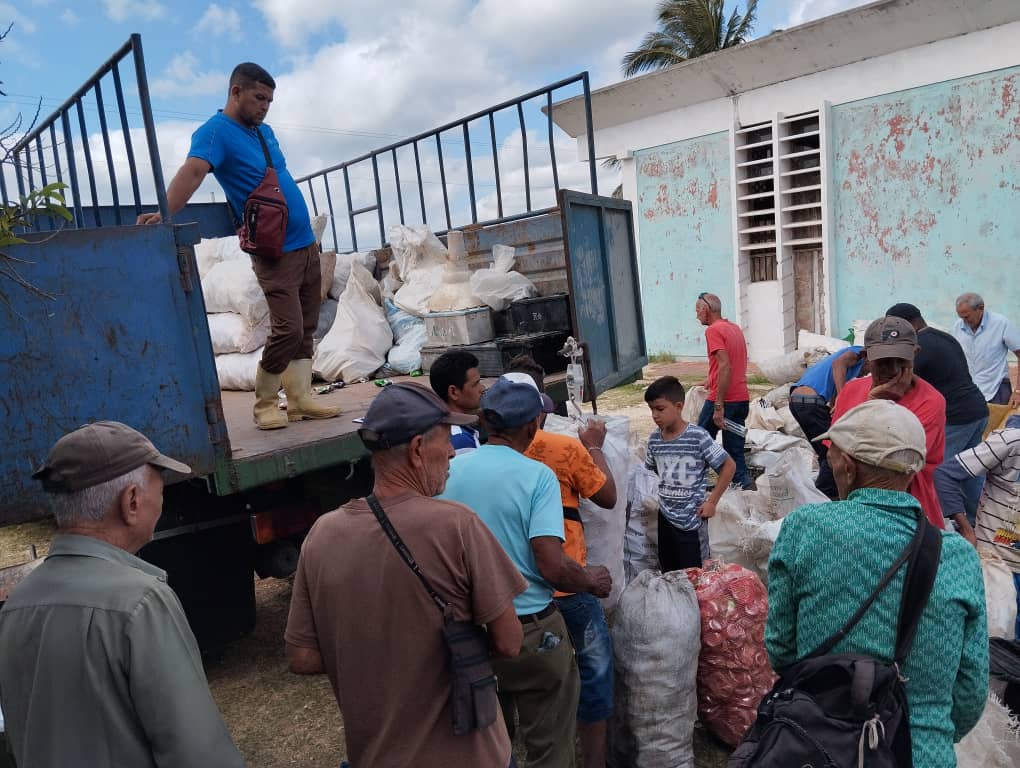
[622,0,759,77]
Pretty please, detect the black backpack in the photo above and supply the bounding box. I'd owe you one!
[729,514,942,768]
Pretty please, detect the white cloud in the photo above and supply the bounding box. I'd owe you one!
[59,8,79,25]
[103,0,166,23]
[785,0,872,28]
[193,3,241,41]
[150,51,225,98]
[0,2,38,34]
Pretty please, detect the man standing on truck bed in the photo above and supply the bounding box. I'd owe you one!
[0,421,245,768]
[138,62,337,430]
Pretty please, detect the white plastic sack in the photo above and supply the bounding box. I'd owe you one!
[707,489,781,583]
[979,546,1019,640]
[314,262,392,382]
[385,299,428,374]
[625,465,661,585]
[543,414,632,611]
[776,404,806,438]
[609,570,701,768]
[764,384,792,411]
[468,244,538,312]
[755,347,831,386]
[388,224,449,317]
[797,330,849,354]
[207,312,270,355]
[755,450,827,519]
[310,213,328,244]
[201,260,268,325]
[194,235,248,280]
[215,347,263,391]
[329,251,377,299]
[955,692,1020,768]
[746,397,785,431]
[682,385,709,424]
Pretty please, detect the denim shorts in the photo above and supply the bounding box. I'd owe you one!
[554,592,614,722]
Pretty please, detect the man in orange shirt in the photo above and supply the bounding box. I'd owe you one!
[507,359,618,768]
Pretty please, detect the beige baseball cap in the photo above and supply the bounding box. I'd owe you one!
[814,400,926,474]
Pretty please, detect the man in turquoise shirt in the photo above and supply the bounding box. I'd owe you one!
[767,401,988,768]
[441,377,611,768]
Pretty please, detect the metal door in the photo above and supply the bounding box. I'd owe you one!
[559,190,648,396]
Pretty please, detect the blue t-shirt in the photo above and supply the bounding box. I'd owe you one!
[188,112,314,252]
[440,445,564,615]
[794,345,865,401]
[645,424,729,531]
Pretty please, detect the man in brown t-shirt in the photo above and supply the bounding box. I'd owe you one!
[285,383,527,767]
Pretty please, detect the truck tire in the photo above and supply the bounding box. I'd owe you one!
[140,521,256,651]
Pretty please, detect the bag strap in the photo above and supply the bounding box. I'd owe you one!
[808,513,930,658]
[254,127,274,169]
[366,493,450,616]
[892,518,941,664]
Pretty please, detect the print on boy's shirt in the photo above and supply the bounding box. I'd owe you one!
[993,525,1019,550]
[645,424,729,531]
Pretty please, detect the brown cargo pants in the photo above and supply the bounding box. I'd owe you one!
[251,243,322,374]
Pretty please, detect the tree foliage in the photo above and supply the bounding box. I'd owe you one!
[622,0,758,77]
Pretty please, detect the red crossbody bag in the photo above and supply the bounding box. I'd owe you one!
[237,128,288,260]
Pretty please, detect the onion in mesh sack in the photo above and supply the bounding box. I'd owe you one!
[685,560,777,746]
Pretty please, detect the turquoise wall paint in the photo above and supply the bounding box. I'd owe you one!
[831,66,1020,333]
[635,132,734,357]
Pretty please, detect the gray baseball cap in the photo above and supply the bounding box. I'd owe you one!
[359,382,476,449]
[33,421,191,492]
[863,316,917,361]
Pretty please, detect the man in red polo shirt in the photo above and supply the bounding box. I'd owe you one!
[696,292,752,490]
[824,316,946,528]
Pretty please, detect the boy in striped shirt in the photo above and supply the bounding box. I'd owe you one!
[644,376,735,572]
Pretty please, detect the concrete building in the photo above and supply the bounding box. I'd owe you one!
[552,0,1020,360]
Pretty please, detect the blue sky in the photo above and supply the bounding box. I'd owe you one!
[1,0,869,248]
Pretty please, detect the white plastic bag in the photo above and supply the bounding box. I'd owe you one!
[764,384,792,410]
[388,224,449,317]
[310,213,328,244]
[797,330,849,354]
[625,465,661,585]
[207,312,270,355]
[682,385,709,424]
[979,546,1019,639]
[314,262,392,382]
[955,692,1020,768]
[468,244,538,312]
[755,347,831,386]
[609,570,701,768]
[385,299,428,374]
[194,235,247,280]
[215,347,263,391]
[543,414,632,610]
[201,260,268,325]
[746,397,785,431]
[755,450,827,519]
[707,489,783,583]
[329,251,377,299]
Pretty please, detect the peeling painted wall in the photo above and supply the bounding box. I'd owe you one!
[831,66,1020,333]
[635,132,734,357]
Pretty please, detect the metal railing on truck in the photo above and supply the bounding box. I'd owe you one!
[294,73,599,252]
[2,33,170,229]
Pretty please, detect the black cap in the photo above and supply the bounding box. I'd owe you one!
[886,303,922,322]
[358,382,477,449]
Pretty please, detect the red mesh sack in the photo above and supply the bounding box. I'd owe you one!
[686,560,776,746]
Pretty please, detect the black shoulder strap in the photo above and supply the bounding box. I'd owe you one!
[893,519,942,663]
[366,494,449,616]
[254,127,274,169]
[809,514,931,658]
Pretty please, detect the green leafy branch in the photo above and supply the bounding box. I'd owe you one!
[1,182,72,309]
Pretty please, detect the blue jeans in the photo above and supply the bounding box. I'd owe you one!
[698,399,750,488]
[943,416,988,525]
[554,592,615,722]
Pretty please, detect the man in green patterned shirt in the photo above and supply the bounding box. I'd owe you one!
[766,400,988,767]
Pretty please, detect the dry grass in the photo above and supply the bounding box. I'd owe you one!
[0,520,55,569]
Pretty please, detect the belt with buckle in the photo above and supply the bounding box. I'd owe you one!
[518,602,557,624]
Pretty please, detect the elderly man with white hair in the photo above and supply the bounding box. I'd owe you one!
[953,291,1020,406]
[0,421,244,768]
[765,400,988,768]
